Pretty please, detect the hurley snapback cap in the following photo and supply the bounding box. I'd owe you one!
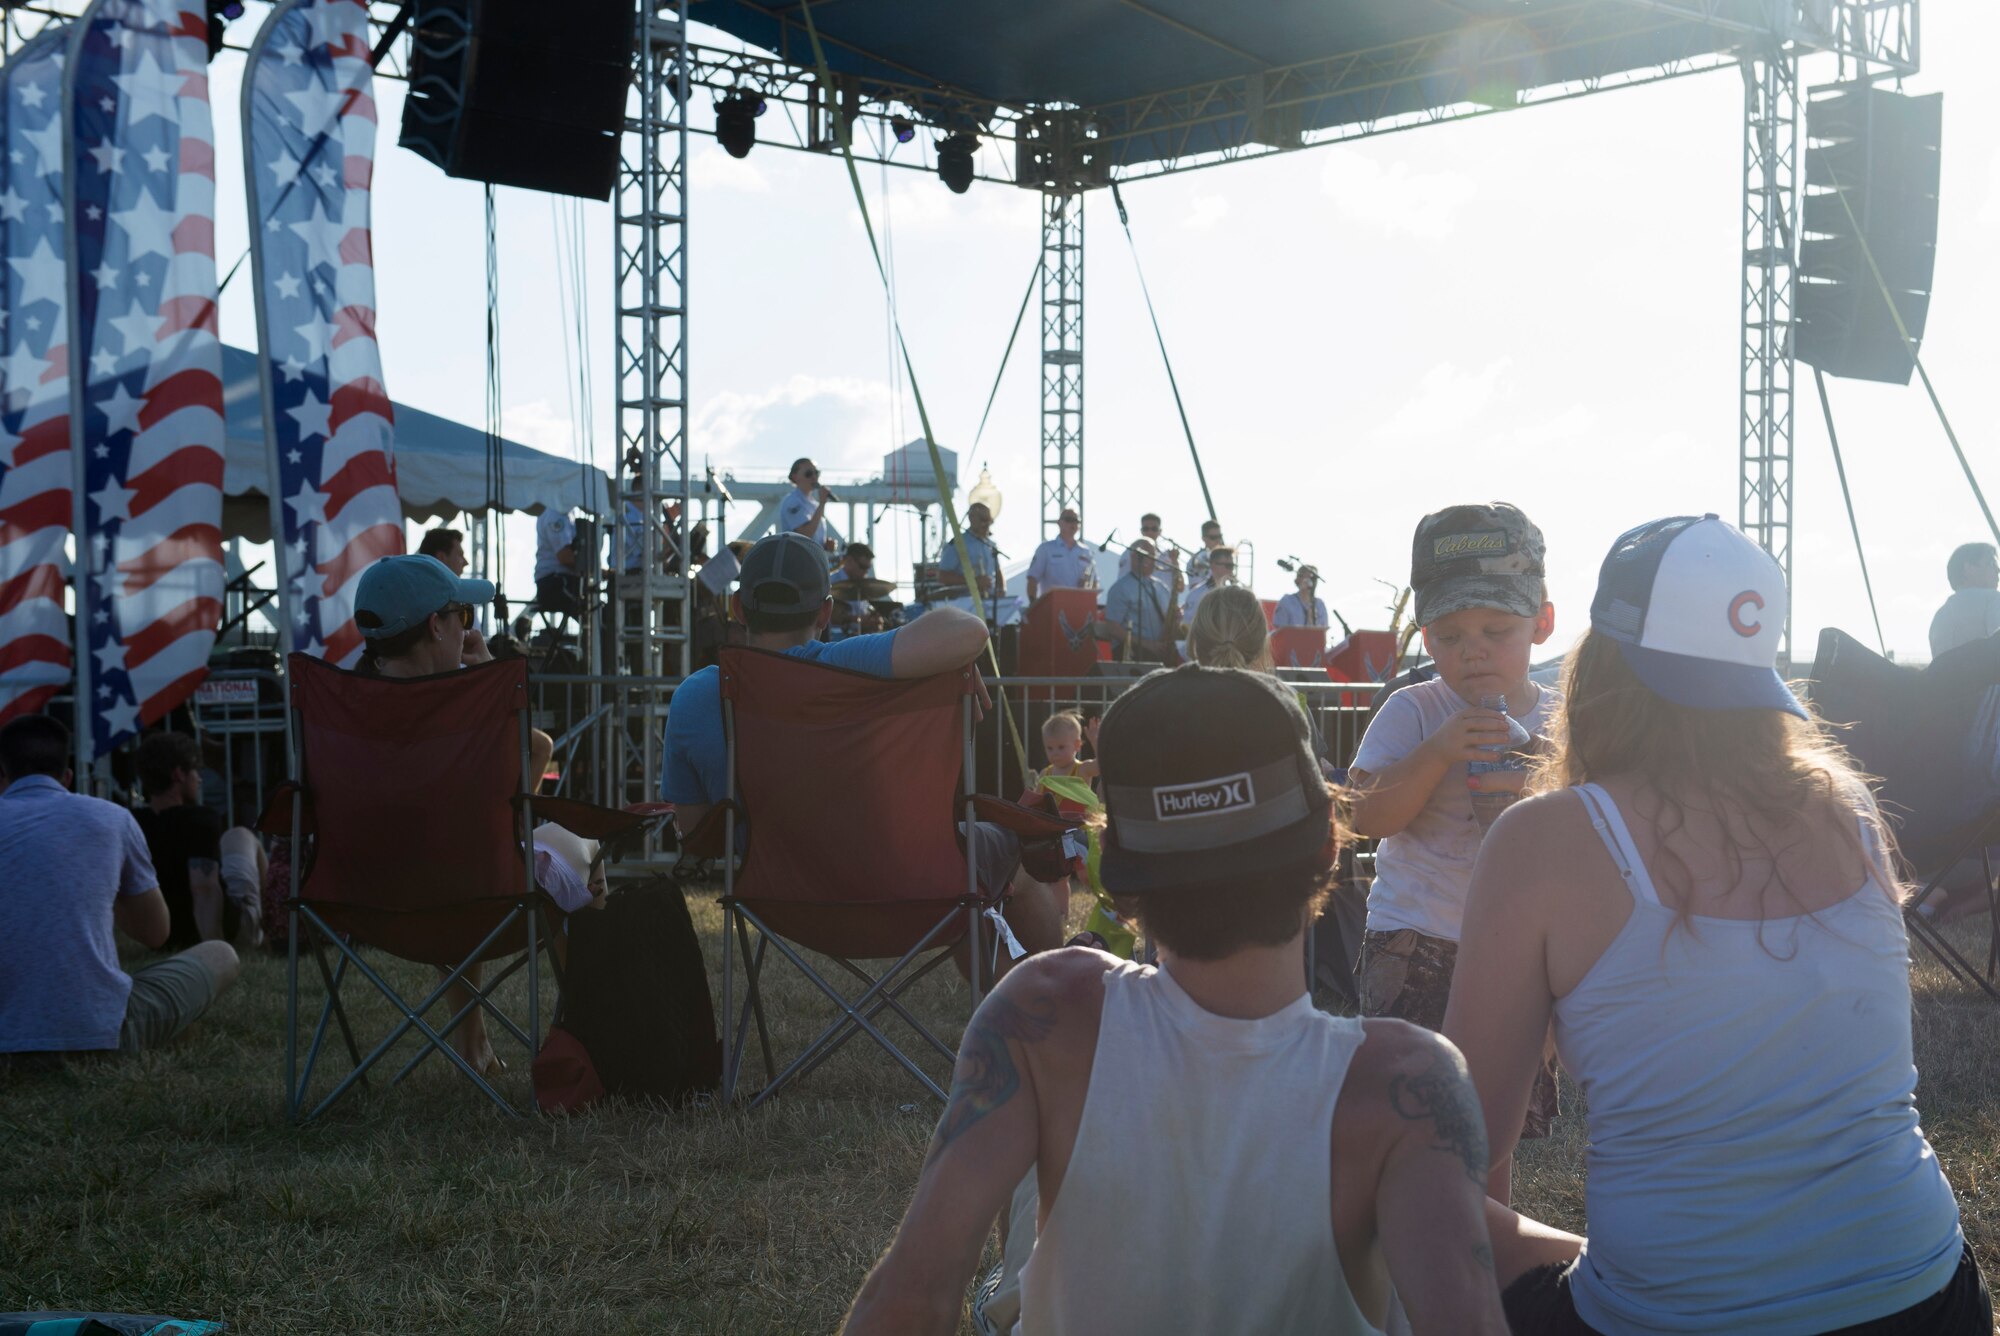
[1097,665,1332,893]
[1590,514,1805,717]
[354,555,494,640]
[737,532,832,628]
[1409,502,1547,626]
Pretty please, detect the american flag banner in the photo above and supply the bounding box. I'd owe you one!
[65,0,226,760]
[244,0,400,667]
[0,28,76,727]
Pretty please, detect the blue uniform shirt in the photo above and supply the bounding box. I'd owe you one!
[939,532,1000,586]
[1106,571,1174,643]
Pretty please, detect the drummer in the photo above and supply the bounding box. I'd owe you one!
[938,502,1005,602]
[830,542,878,629]
[1025,507,1095,602]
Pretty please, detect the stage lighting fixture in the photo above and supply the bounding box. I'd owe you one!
[892,116,915,144]
[716,91,763,159]
[205,0,244,60]
[937,133,977,194]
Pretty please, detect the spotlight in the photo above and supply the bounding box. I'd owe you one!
[937,133,977,195]
[716,91,760,159]
[204,0,244,60]
[891,116,915,145]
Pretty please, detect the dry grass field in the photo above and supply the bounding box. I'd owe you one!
[3,884,1997,1334]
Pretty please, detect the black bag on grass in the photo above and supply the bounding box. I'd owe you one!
[547,877,721,1105]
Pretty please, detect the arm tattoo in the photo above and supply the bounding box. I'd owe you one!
[1386,1045,1490,1185]
[929,994,1056,1154]
[1473,1242,1495,1272]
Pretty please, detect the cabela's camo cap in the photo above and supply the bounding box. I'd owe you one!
[1410,501,1547,626]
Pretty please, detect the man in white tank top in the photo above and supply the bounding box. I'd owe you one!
[845,666,1550,1335]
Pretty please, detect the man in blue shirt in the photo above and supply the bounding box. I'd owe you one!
[0,715,241,1060]
[938,502,1004,601]
[1025,507,1095,602]
[1099,539,1181,663]
[663,533,1069,969]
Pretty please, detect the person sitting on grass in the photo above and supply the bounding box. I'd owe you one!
[845,665,1535,1336]
[662,532,1071,975]
[132,731,264,952]
[0,714,241,1064]
[1445,516,1992,1334]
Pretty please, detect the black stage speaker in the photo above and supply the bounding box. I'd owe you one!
[399,0,633,200]
[1796,82,1942,386]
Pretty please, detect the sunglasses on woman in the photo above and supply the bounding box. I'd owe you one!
[438,603,474,629]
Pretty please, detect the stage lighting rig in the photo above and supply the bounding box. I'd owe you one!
[715,90,766,159]
[937,133,977,194]
[891,116,916,145]
[205,0,244,60]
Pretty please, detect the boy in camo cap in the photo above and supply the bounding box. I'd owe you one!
[1346,502,1563,1183]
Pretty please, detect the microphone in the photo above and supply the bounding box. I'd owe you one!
[820,487,839,503]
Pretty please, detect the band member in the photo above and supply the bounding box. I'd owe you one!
[1181,545,1237,623]
[1026,508,1096,601]
[830,543,881,633]
[1274,565,1329,628]
[1097,539,1181,664]
[780,457,836,551]
[939,503,1004,600]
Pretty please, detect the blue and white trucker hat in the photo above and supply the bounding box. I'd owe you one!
[1589,514,1806,717]
[1097,664,1333,893]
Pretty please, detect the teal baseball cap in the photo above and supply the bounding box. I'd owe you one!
[354,554,495,640]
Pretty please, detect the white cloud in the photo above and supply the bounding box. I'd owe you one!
[1320,146,1477,239]
[1183,195,1231,231]
[689,146,773,195]
[694,374,896,473]
[1981,147,2000,225]
[1377,358,1512,438]
[501,399,581,455]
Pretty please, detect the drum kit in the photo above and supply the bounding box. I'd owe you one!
[829,576,907,638]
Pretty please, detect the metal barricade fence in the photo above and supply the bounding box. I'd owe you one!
[189,668,287,826]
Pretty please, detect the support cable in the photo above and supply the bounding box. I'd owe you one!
[964,250,1043,472]
[795,0,1029,777]
[1109,181,1216,525]
[484,185,506,577]
[1811,368,1887,657]
[1827,178,2000,550]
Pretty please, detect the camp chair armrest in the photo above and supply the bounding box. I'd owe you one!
[521,794,657,844]
[970,793,1077,840]
[678,803,735,860]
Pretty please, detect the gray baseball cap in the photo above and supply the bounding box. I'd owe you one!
[738,532,831,629]
[1409,502,1547,626]
[354,555,494,640]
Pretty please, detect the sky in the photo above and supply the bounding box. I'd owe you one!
[188,2,1999,663]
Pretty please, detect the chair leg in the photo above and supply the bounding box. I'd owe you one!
[731,910,776,1083]
[286,904,299,1123]
[528,897,542,1062]
[308,930,365,1069]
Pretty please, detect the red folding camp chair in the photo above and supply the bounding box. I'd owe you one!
[718,646,1009,1107]
[281,653,650,1120]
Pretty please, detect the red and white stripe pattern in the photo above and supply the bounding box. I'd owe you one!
[245,0,401,666]
[0,28,75,727]
[68,0,226,756]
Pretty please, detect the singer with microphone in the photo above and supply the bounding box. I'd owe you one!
[1274,563,1329,628]
[780,457,838,553]
[1024,506,1096,601]
[938,501,1005,601]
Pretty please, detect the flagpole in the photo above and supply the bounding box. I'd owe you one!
[61,4,105,784]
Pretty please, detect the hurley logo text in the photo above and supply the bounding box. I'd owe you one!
[1154,773,1256,821]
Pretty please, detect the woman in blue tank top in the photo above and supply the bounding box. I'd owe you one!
[1445,516,1990,1335]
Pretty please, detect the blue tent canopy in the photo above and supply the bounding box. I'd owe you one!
[217,345,609,543]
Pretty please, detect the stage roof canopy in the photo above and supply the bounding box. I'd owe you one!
[698,0,1793,170]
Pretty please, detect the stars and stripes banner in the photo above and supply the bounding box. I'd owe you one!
[65,0,226,760]
[0,28,76,727]
[245,0,400,667]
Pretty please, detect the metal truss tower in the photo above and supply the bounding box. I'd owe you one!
[610,0,692,803]
[1039,191,1085,537]
[1739,52,1798,659]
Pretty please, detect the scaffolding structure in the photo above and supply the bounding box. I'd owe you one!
[1740,52,1799,657]
[1039,191,1085,539]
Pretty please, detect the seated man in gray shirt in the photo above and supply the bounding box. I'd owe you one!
[0,715,241,1063]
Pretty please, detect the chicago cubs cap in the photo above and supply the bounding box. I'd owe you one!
[737,532,831,630]
[1097,665,1333,894]
[354,555,494,640]
[1410,502,1547,626]
[1589,514,1806,717]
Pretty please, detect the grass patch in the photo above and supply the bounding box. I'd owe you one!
[3,888,1997,1332]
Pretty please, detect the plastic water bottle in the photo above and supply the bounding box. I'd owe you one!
[1467,693,1532,832]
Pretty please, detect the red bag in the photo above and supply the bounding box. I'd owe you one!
[532,1024,606,1114]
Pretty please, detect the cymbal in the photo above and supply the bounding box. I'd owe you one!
[837,577,898,601]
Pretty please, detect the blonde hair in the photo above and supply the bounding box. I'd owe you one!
[1042,710,1083,741]
[1541,629,1902,926]
[1188,585,1272,672]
